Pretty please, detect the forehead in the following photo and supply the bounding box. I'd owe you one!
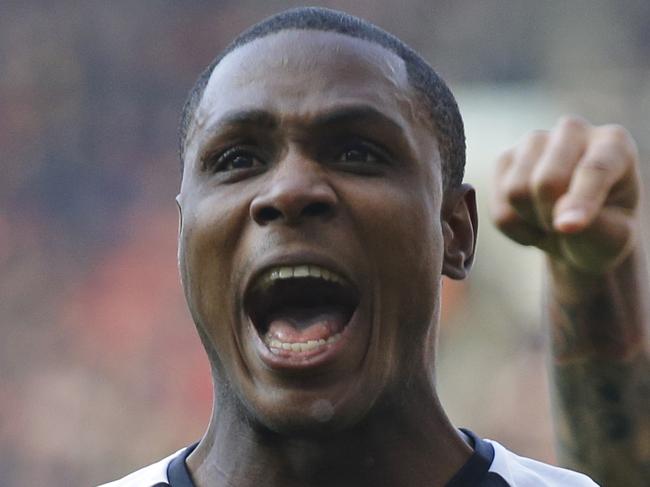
[190,30,424,139]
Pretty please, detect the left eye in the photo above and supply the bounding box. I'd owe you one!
[226,153,259,169]
[337,143,382,164]
[204,146,266,173]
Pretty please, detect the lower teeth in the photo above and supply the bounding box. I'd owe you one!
[266,333,341,353]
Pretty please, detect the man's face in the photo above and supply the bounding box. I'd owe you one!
[178,30,447,433]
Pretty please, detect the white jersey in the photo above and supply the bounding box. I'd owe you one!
[98,430,598,486]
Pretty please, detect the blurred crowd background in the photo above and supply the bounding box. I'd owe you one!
[1,1,649,485]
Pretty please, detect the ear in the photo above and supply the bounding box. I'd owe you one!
[441,184,478,280]
[175,194,183,237]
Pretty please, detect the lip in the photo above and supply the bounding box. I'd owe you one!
[249,306,361,372]
[242,251,359,301]
[241,250,367,374]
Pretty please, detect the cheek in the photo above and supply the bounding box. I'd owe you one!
[358,182,441,279]
[179,196,249,331]
[350,180,443,325]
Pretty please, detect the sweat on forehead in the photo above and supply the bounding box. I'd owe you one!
[178,6,466,188]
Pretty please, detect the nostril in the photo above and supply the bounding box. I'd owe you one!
[257,206,283,223]
[302,201,331,218]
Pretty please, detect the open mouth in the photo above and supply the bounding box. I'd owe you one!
[245,264,360,359]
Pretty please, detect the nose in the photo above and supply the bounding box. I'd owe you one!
[250,154,337,225]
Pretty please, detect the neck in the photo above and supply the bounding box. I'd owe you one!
[187,379,472,487]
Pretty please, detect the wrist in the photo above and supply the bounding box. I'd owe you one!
[545,255,612,303]
[545,247,648,361]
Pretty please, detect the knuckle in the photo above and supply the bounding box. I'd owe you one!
[498,148,511,159]
[522,129,549,145]
[602,123,630,141]
[580,156,612,174]
[496,149,514,169]
[556,115,588,133]
[600,124,638,158]
[520,130,549,152]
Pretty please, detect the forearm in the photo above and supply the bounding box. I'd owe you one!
[546,247,650,486]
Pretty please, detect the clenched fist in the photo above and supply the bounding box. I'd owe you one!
[491,117,649,487]
[491,116,642,274]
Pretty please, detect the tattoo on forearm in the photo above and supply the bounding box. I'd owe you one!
[549,285,640,363]
[546,252,650,486]
[552,356,650,486]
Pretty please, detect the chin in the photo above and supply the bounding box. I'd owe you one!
[240,383,380,438]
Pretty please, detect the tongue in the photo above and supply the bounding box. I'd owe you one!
[265,306,348,343]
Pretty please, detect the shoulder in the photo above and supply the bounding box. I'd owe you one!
[486,439,599,487]
[96,447,189,487]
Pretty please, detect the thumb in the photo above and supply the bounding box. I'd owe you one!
[558,208,637,274]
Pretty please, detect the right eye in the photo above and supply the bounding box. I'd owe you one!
[205,147,266,173]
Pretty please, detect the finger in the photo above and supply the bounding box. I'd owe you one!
[499,130,549,226]
[530,116,588,230]
[494,146,515,178]
[558,207,637,273]
[553,125,637,233]
[492,147,515,202]
[491,147,514,206]
[491,192,547,247]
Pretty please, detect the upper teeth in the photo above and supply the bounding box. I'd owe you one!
[261,265,347,286]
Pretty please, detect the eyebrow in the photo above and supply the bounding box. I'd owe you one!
[207,109,280,133]
[207,105,407,137]
[309,105,407,136]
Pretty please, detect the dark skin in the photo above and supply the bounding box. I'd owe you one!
[177,30,477,487]
[492,118,650,485]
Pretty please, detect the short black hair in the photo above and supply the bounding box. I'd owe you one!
[179,6,465,188]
